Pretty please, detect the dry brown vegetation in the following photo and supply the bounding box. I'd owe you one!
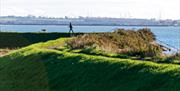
[67,28,163,57]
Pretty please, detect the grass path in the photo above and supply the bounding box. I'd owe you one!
[0,49,15,57]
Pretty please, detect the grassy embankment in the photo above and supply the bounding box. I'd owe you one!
[0,32,83,56]
[0,32,83,48]
[0,37,180,91]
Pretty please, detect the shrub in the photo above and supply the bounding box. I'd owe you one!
[66,28,163,57]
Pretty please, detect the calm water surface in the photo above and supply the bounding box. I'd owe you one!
[0,25,180,51]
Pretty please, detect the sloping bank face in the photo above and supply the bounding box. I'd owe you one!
[0,39,180,91]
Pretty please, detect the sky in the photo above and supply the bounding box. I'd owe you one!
[0,0,180,19]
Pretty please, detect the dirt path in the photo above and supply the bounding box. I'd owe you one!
[0,49,15,57]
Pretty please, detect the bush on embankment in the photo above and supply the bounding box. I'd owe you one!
[67,28,163,57]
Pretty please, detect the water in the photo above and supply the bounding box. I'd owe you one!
[0,25,180,51]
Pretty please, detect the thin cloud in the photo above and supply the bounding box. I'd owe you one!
[0,0,179,19]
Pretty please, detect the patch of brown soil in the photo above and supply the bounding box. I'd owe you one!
[0,49,15,57]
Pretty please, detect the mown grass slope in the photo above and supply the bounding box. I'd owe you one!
[0,38,180,91]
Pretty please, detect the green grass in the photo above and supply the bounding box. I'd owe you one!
[0,32,83,48]
[0,38,180,91]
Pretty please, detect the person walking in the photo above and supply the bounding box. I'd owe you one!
[69,22,74,33]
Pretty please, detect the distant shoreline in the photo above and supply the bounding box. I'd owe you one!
[0,24,174,27]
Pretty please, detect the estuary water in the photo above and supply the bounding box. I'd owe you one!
[0,25,180,51]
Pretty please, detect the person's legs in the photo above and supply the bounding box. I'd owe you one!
[69,29,74,33]
[69,29,74,37]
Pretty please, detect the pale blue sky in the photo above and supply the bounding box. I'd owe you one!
[0,0,180,19]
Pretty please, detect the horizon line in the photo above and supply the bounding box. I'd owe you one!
[0,15,179,20]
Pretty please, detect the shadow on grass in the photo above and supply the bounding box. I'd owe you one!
[21,52,180,91]
[0,51,180,91]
